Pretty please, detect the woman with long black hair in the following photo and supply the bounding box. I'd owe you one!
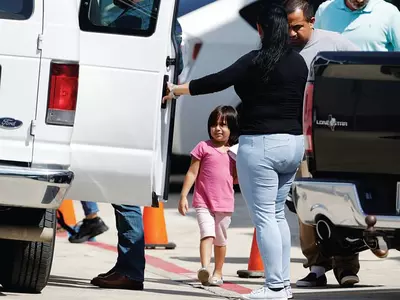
[163,1,307,299]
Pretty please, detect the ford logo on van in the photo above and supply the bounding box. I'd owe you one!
[0,118,23,130]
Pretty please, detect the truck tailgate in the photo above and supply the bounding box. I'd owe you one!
[312,52,400,175]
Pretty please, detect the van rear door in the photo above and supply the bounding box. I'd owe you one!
[0,0,42,163]
[66,0,179,206]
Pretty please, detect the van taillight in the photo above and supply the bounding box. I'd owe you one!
[46,62,79,126]
[303,82,314,155]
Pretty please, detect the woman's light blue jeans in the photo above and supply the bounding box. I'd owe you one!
[236,134,304,289]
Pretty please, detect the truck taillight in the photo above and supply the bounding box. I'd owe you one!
[46,62,79,126]
[303,82,314,155]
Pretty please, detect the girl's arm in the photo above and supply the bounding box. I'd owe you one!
[178,157,201,216]
[163,51,254,102]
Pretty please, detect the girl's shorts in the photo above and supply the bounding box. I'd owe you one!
[195,208,232,246]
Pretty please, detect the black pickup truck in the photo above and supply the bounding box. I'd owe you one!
[293,51,400,257]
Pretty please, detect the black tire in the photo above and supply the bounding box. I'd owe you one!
[0,208,56,293]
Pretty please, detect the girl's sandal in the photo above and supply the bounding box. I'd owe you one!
[197,267,210,286]
[208,276,224,286]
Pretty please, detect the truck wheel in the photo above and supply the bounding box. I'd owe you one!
[0,209,56,293]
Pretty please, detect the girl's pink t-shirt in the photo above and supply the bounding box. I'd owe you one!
[191,140,235,213]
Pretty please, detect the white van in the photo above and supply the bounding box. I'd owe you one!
[0,0,179,293]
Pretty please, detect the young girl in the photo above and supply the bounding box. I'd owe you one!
[179,105,239,286]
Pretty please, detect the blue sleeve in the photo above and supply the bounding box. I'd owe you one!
[389,11,400,51]
[314,5,324,29]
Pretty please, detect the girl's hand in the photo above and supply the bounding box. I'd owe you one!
[178,196,189,216]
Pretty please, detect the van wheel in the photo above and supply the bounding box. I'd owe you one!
[0,209,56,293]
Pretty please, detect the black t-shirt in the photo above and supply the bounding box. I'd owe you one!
[189,48,308,135]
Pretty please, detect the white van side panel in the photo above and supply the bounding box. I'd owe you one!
[66,0,177,206]
[0,0,43,162]
[32,0,79,166]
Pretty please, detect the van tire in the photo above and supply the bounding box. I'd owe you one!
[0,209,56,293]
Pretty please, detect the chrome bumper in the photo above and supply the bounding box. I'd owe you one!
[292,180,400,230]
[0,165,74,209]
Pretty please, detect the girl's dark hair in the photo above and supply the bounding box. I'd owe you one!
[207,105,239,146]
[254,2,290,82]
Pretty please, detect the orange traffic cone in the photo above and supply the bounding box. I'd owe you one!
[143,202,176,250]
[237,228,265,278]
[56,199,77,235]
[57,200,77,227]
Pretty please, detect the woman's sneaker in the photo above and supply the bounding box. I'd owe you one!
[241,286,287,300]
[285,286,293,299]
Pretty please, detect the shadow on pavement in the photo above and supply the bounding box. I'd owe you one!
[47,275,97,289]
[170,256,306,265]
[48,275,202,290]
[143,288,222,298]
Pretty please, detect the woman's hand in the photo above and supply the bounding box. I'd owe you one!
[162,82,191,103]
[162,82,178,103]
[178,196,189,216]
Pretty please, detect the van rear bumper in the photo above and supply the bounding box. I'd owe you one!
[292,179,400,230]
[0,165,74,209]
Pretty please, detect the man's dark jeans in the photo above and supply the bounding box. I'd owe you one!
[112,205,145,282]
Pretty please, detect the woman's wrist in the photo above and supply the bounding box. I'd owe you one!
[170,82,191,98]
[168,83,179,99]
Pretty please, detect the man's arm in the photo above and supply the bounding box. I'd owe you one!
[389,11,400,51]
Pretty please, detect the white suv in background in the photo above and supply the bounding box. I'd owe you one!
[173,0,258,159]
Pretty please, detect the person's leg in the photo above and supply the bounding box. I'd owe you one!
[195,208,215,285]
[81,201,99,219]
[333,254,360,287]
[236,135,287,299]
[211,212,232,285]
[69,201,109,243]
[297,160,310,178]
[296,221,332,287]
[91,205,145,290]
[272,135,304,297]
[294,157,332,287]
[275,172,296,289]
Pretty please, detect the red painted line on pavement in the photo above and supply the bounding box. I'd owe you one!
[220,282,251,294]
[57,233,251,294]
[86,241,192,275]
[144,254,193,275]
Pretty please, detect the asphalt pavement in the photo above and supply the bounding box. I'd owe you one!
[2,181,400,299]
